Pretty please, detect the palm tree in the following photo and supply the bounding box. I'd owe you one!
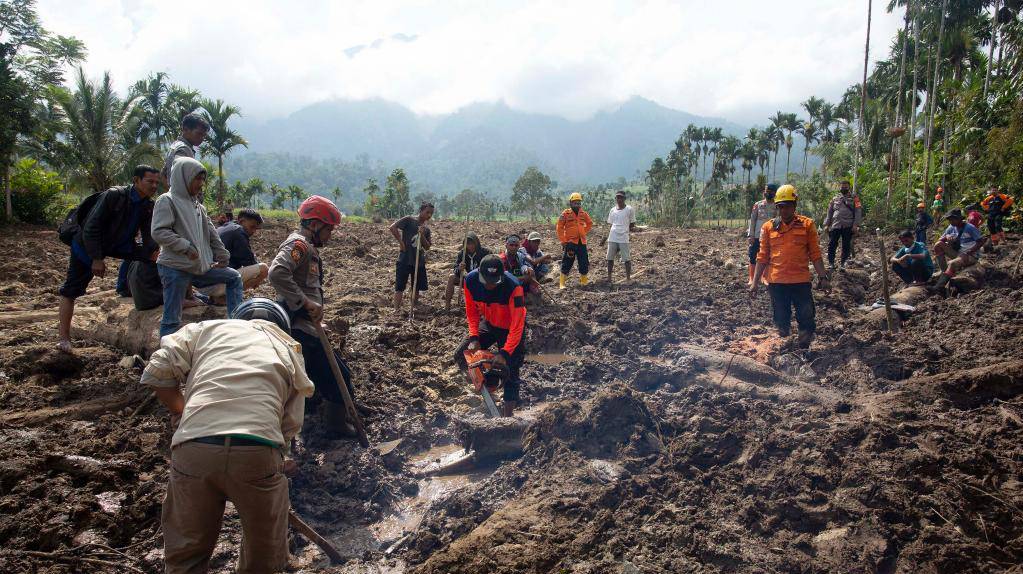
[200,98,248,211]
[128,72,171,145]
[287,185,305,210]
[56,68,156,192]
[781,113,801,178]
[768,111,788,180]
[798,120,820,175]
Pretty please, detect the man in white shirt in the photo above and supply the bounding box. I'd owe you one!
[600,190,637,283]
[140,298,314,574]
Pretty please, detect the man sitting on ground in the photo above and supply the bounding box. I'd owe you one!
[520,232,553,284]
[499,234,535,287]
[57,165,161,353]
[932,209,986,295]
[199,208,269,304]
[444,232,490,312]
[140,298,313,574]
[890,229,934,286]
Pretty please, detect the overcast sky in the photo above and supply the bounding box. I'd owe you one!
[37,0,903,125]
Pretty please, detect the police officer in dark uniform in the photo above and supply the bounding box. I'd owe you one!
[268,195,355,437]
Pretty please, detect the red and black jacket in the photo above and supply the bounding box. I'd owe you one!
[462,270,526,359]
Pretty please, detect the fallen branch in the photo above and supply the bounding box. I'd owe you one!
[14,549,147,574]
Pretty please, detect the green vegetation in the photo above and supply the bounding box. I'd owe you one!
[644,1,1023,231]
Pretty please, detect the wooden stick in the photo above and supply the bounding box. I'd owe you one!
[289,510,344,564]
[457,210,470,307]
[409,232,423,322]
[315,323,369,448]
[1011,245,1023,279]
[876,228,896,333]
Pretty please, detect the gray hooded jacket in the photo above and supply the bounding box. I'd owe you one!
[151,157,229,275]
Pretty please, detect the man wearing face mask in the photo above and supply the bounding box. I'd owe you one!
[269,196,357,438]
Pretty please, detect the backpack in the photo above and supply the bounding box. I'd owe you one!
[57,191,104,246]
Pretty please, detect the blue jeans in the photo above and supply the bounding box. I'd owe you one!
[116,260,131,293]
[158,264,243,337]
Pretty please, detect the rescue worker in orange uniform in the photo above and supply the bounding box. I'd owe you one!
[981,186,1014,246]
[749,185,831,349]
[556,192,594,288]
[453,254,527,416]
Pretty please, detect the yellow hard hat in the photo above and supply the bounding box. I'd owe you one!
[774,184,798,203]
[569,192,583,202]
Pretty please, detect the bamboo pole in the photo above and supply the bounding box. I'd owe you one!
[876,229,896,334]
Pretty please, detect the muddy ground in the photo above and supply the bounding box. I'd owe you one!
[1,219,1022,573]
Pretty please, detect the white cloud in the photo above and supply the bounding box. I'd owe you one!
[36,0,904,124]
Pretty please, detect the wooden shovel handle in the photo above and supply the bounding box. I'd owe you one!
[315,323,370,448]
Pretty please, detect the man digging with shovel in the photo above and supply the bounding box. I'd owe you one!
[454,254,527,417]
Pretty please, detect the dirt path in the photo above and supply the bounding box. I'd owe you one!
[1,221,1021,573]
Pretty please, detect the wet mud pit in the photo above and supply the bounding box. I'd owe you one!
[2,222,1023,572]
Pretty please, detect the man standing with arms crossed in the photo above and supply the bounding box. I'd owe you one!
[750,185,830,350]
[600,190,637,284]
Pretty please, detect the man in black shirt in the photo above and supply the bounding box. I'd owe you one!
[198,208,268,303]
[390,202,434,310]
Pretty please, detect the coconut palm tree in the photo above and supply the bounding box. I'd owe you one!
[128,72,171,145]
[56,68,156,192]
[200,98,248,211]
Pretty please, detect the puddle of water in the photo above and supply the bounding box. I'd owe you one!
[526,353,576,365]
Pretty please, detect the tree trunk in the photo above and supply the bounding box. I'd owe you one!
[216,154,225,212]
[887,0,912,220]
[922,0,949,198]
[772,148,779,181]
[802,141,809,175]
[906,0,921,214]
[785,145,792,176]
[3,161,11,221]
[852,0,873,204]
[985,0,1000,98]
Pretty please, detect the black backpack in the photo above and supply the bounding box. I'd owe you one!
[57,191,104,246]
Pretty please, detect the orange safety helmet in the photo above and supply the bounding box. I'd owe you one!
[298,195,343,226]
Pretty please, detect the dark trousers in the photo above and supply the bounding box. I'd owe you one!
[914,228,928,244]
[58,246,150,299]
[989,214,1004,235]
[560,242,589,276]
[454,321,524,402]
[892,260,930,285]
[827,228,853,266]
[767,283,815,336]
[748,239,760,265]
[290,329,354,405]
[116,260,131,293]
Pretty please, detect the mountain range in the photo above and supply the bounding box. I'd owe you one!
[226,96,757,201]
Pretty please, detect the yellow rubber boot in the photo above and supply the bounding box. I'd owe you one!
[579,274,589,286]
[559,274,567,289]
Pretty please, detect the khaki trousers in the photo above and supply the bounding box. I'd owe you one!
[162,440,289,574]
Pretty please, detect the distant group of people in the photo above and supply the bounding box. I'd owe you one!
[745,180,1014,348]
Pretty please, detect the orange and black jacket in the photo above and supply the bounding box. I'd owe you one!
[463,269,526,360]
[981,193,1014,215]
[556,208,593,245]
[756,214,822,284]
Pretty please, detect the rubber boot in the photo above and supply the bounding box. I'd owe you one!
[323,401,356,439]
[579,274,589,286]
[559,275,567,289]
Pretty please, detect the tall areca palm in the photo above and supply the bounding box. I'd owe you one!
[57,68,156,192]
[798,120,820,175]
[781,113,801,178]
[200,98,248,210]
[768,112,788,180]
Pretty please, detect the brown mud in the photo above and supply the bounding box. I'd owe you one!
[1,221,1022,572]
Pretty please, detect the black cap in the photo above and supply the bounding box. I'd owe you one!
[945,208,964,220]
[766,183,779,192]
[615,190,626,197]
[505,234,521,244]
[478,254,504,285]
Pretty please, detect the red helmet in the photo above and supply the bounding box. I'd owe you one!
[298,195,343,225]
